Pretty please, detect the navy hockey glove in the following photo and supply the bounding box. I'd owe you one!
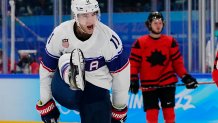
[182,74,198,89]
[129,80,139,94]
[36,99,60,123]
[111,105,127,123]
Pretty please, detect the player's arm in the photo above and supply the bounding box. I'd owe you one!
[170,38,187,77]
[129,39,142,94]
[170,37,197,89]
[103,32,129,123]
[40,29,61,103]
[212,51,218,86]
[36,29,62,123]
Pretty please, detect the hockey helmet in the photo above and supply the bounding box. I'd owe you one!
[71,0,100,17]
[145,11,164,30]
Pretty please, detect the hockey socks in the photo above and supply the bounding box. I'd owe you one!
[162,107,175,123]
[146,109,159,123]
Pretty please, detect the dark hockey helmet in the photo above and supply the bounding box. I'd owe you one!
[145,11,165,30]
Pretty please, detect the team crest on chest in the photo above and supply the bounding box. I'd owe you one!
[146,49,166,67]
[62,39,69,48]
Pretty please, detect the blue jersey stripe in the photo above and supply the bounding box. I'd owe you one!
[85,56,106,71]
[106,49,129,72]
[61,63,70,78]
[42,49,59,71]
[45,48,59,59]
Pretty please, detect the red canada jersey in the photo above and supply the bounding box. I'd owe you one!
[212,51,218,82]
[130,35,187,87]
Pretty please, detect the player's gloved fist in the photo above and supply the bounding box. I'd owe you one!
[129,80,139,94]
[130,74,140,94]
[111,105,127,123]
[36,99,60,123]
[182,74,198,89]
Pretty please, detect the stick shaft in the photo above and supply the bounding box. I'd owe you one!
[140,82,215,90]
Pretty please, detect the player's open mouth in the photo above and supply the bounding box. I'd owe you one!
[87,25,94,30]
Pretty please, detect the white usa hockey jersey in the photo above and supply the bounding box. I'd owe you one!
[40,19,130,107]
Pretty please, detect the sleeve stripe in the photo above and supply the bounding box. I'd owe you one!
[42,49,59,71]
[170,50,179,58]
[45,48,59,59]
[107,48,123,62]
[130,57,141,62]
[107,48,129,72]
[131,53,142,59]
[111,60,129,74]
[41,61,55,72]
[171,54,181,61]
[60,63,70,79]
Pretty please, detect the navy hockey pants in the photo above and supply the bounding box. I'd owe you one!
[51,69,112,123]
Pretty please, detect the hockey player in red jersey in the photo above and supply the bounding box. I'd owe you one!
[212,52,218,86]
[129,11,198,123]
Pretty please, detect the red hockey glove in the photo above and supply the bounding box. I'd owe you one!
[182,74,198,89]
[111,105,127,123]
[36,99,60,123]
[212,68,218,87]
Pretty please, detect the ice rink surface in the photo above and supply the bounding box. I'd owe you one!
[0,74,217,123]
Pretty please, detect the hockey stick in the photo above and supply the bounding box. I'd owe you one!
[140,82,216,90]
[8,11,45,41]
[14,17,45,41]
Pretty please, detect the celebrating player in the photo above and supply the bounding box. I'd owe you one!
[129,11,198,123]
[35,0,130,123]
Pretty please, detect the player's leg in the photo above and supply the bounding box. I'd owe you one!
[51,68,83,111]
[80,81,111,123]
[158,86,176,123]
[142,90,160,123]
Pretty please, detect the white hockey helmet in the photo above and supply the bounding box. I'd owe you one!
[71,0,100,18]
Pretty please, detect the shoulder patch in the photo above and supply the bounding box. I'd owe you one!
[62,39,69,48]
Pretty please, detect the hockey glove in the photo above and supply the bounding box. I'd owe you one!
[182,74,198,89]
[129,80,139,94]
[111,105,127,123]
[36,99,60,123]
[129,74,139,94]
[69,48,85,91]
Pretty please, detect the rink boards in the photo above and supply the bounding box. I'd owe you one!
[0,74,217,123]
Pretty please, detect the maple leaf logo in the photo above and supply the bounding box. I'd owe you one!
[146,49,166,67]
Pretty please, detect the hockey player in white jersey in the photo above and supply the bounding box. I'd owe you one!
[35,0,130,123]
